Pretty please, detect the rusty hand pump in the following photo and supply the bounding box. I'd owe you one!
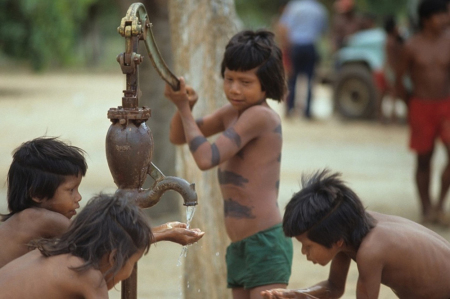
[105,3,197,299]
[107,2,196,208]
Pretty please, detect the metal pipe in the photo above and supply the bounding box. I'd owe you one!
[107,3,197,299]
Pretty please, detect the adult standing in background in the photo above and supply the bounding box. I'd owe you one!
[278,0,328,119]
[331,0,361,53]
[395,0,450,225]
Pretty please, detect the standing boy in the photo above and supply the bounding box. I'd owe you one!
[165,30,293,299]
[262,170,450,299]
[0,137,204,268]
[395,0,450,224]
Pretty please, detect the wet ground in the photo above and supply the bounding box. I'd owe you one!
[0,72,449,298]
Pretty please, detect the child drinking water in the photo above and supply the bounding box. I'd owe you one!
[0,193,152,298]
[0,137,204,268]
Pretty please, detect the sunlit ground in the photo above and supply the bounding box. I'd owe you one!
[0,72,448,298]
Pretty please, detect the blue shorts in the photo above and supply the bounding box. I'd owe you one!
[225,223,293,289]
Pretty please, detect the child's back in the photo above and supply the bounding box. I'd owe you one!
[0,137,87,268]
[0,250,107,299]
[363,211,450,298]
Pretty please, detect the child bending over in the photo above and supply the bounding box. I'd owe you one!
[262,170,450,299]
[0,193,152,298]
[165,30,292,299]
[0,137,204,268]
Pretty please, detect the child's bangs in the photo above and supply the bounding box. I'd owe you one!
[224,45,266,72]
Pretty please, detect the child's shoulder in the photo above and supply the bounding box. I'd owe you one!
[16,207,63,221]
[45,253,108,297]
[14,208,70,237]
[241,104,281,123]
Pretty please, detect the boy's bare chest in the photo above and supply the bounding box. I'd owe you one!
[413,41,450,68]
[219,135,281,184]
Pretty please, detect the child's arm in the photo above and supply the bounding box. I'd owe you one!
[168,79,225,145]
[355,250,383,299]
[394,42,412,103]
[165,78,274,170]
[261,252,351,298]
[152,222,205,246]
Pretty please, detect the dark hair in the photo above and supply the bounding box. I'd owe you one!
[30,194,153,283]
[418,0,447,28]
[283,170,375,250]
[383,15,396,33]
[3,137,87,221]
[220,30,287,102]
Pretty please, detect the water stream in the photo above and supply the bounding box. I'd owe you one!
[177,205,196,267]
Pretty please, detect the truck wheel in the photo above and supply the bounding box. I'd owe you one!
[333,65,378,119]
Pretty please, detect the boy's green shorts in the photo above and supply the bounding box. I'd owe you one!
[226,223,293,289]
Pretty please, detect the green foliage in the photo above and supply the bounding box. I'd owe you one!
[0,0,97,70]
[235,0,288,29]
[356,0,409,18]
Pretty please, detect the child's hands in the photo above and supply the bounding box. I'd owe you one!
[164,77,198,110]
[153,221,205,246]
[261,289,318,299]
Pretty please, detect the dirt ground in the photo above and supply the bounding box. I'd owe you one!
[1,71,449,299]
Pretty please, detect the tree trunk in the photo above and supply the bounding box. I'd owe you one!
[167,1,239,298]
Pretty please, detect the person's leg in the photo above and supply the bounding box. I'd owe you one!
[416,150,434,222]
[437,143,450,212]
[301,44,316,119]
[227,241,247,299]
[233,287,250,299]
[249,283,287,299]
[285,45,300,116]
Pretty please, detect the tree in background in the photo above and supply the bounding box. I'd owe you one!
[0,0,93,70]
[168,0,239,298]
[0,0,120,71]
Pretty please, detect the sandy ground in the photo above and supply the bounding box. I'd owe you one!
[0,71,449,298]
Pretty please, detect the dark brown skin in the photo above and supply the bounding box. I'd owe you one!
[262,212,450,299]
[395,11,450,222]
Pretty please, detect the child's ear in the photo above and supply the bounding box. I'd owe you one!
[31,196,45,204]
[336,239,344,248]
[108,249,118,266]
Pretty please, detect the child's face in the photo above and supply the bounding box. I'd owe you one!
[105,249,144,290]
[223,67,266,111]
[36,173,82,219]
[295,233,342,266]
[425,12,448,32]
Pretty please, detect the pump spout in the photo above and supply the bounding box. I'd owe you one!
[136,176,197,208]
[113,162,197,208]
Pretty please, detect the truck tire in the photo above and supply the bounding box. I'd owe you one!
[333,64,378,119]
